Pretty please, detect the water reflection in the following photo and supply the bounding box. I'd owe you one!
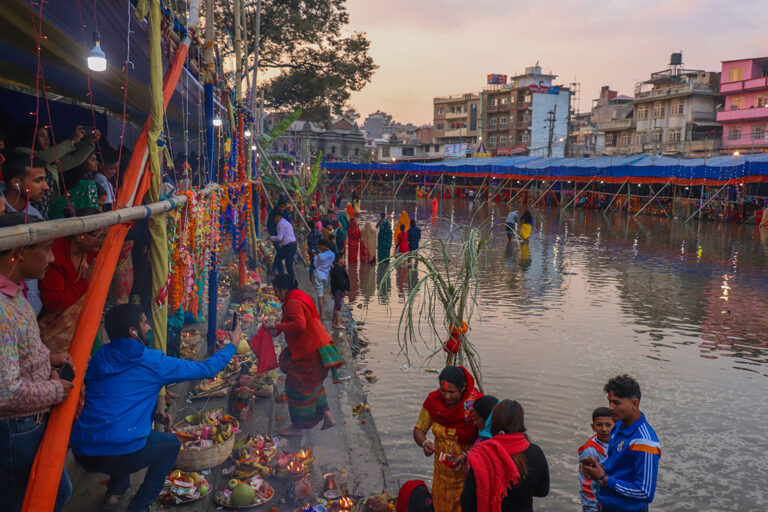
[346,199,768,511]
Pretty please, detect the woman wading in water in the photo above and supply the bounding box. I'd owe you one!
[265,275,337,435]
[413,366,482,512]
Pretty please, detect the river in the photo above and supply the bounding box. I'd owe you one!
[343,198,768,512]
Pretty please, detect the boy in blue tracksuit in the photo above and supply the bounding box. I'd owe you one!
[70,304,239,512]
[578,407,614,512]
[581,375,660,512]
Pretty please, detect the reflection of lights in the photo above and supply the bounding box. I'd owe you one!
[720,274,731,301]
[696,245,703,261]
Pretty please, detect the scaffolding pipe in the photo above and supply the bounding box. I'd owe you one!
[532,180,559,207]
[603,179,628,214]
[686,182,731,223]
[508,177,536,204]
[634,181,671,218]
[562,177,596,209]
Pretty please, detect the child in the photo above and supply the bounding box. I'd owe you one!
[330,251,350,330]
[307,219,323,278]
[578,407,614,512]
[313,238,335,314]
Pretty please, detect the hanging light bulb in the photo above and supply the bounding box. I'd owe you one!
[244,129,252,138]
[87,31,107,72]
[212,115,222,127]
[250,144,257,151]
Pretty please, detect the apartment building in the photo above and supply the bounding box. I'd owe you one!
[592,86,634,156]
[376,137,442,163]
[717,57,768,154]
[567,112,596,157]
[433,93,481,150]
[482,66,570,156]
[630,54,722,156]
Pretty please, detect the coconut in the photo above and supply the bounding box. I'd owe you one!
[230,483,256,506]
[236,339,251,355]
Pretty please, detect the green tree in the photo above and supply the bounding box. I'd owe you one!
[211,0,376,121]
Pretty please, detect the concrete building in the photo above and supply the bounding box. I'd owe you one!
[630,54,722,156]
[376,135,443,163]
[482,66,570,157]
[567,112,596,157]
[592,86,634,156]
[717,57,768,154]
[264,115,367,163]
[433,92,481,149]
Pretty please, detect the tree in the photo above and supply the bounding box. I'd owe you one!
[210,0,376,121]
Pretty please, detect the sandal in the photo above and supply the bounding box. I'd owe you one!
[101,494,123,512]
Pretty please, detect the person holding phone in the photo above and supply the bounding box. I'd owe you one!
[0,214,74,512]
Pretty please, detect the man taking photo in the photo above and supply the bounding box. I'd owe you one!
[70,303,240,512]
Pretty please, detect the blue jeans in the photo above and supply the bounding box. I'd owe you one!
[274,242,297,279]
[271,241,282,273]
[0,413,72,512]
[75,431,181,512]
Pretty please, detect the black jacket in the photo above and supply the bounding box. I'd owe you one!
[330,264,350,293]
[460,443,549,512]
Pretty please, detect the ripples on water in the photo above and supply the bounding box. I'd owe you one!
[344,199,768,511]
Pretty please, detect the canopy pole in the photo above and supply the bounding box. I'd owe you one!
[562,177,597,209]
[334,172,349,197]
[532,179,558,207]
[508,177,535,204]
[686,182,730,223]
[428,174,445,198]
[634,181,671,217]
[393,173,409,198]
[604,179,628,214]
[489,178,510,202]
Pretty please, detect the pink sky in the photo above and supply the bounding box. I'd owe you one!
[346,0,768,125]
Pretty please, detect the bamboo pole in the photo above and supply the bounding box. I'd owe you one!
[634,181,671,217]
[532,179,558,207]
[334,172,349,197]
[603,179,628,214]
[393,173,410,198]
[562,177,596,209]
[428,173,445,198]
[686,182,731,223]
[507,177,535,204]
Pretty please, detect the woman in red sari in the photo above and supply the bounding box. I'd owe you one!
[264,274,337,436]
[413,366,482,512]
[347,218,361,263]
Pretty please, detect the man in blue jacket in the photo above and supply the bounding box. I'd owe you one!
[70,304,239,512]
[581,375,660,512]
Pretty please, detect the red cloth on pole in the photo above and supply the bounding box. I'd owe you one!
[249,325,278,374]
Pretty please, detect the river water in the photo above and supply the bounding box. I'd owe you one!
[343,198,768,512]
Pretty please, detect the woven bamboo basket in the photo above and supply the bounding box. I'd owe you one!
[175,434,235,471]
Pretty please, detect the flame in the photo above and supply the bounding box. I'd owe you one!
[297,449,308,459]
[339,497,354,508]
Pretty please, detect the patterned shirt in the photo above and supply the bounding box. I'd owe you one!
[0,274,64,418]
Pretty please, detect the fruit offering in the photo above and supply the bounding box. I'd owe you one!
[230,434,278,478]
[158,470,211,505]
[173,409,239,450]
[215,475,275,508]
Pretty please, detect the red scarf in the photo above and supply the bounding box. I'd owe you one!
[285,288,320,318]
[395,479,429,512]
[422,366,482,445]
[467,433,528,512]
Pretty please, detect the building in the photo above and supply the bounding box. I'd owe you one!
[567,112,596,157]
[263,115,367,163]
[717,57,768,154]
[482,66,570,157]
[630,53,722,156]
[433,93,481,150]
[592,86,634,156]
[376,135,442,163]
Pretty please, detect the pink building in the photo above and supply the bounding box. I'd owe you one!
[717,57,768,153]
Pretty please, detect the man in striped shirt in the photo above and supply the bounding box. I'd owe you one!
[581,375,660,512]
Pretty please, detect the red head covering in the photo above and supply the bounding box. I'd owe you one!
[395,479,431,512]
[422,366,482,445]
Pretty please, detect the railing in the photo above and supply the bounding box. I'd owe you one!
[719,76,768,93]
[635,83,717,100]
[716,106,768,122]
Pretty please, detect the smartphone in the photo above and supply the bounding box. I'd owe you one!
[58,363,75,382]
[231,311,239,330]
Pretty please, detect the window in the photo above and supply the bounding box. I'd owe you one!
[668,128,682,143]
[489,118,497,126]
[605,133,617,146]
[730,97,744,110]
[437,107,445,114]
[403,147,415,156]
[755,96,768,108]
[728,66,743,82]
[436,123,444,131]
[488,98,496,106]
[524,94,532,103]
[500,97,508,105]
[500,116,508,125]
[354,148,359,156]
[619,135,631,147]
[490,136,497,143]
[728,127,742,141]
[635,132,645,144]
[653,103,665,118]
[523,114,530,122]
[522,133,530,142]
[510,96,516,103]
[500,136,507,143]
[509,114,514,123]
[751,125,765,140]
[671,102,684,116]
[331,145,336,154]
[637,107,649,120]
[434,145,440,152]
[382,146,390,157]
[652,128,663,143]
[462,122,467,128]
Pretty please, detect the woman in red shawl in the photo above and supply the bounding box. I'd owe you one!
[264,274,337,435]
[413,366,482,512]
[460,400,549,512]
[347,218,361,263]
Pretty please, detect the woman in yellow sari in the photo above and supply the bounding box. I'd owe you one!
[413,366,482,512]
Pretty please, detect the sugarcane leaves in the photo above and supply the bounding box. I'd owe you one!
[258,108,303,147]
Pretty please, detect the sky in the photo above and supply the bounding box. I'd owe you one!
[345,0,768,125]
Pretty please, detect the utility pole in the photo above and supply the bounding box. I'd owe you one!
[249,0,262,115]
[546,104,557,157]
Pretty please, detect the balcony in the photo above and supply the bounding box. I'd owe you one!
[716,106,768,123]
[720,76,768,94]
[634,83,717,101]
[598,118,633,131]
[445,111,467,119]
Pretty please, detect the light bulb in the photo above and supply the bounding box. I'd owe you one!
[244,129,252,138]
[250,144,256,150]
[87,31,107,72]
[212,116,222,127]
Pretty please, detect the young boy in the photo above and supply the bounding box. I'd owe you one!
[329,251,350,330]
[578,407,614,512]
[313,239,335,314]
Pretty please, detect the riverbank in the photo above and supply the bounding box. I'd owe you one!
[63,261,391,511]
